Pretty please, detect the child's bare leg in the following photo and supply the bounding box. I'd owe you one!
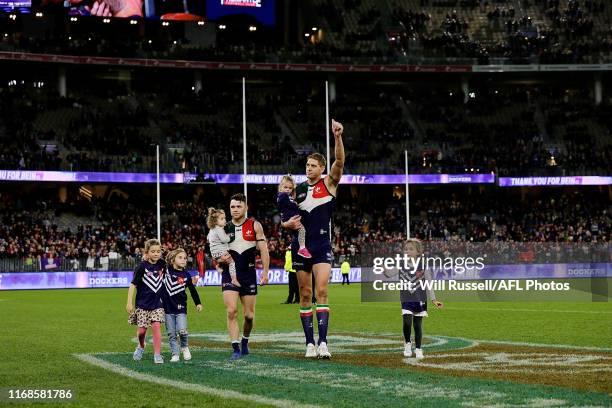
[297,223,312,258]
[137,327,147,348]
[298,224,307,249]
[151,322,162,355]
[228,256,241,287]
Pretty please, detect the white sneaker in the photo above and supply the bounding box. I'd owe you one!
[170,354,180,363]
[133,346,144,361]
[181,347,192,361]
[305,343,318,358]
[317,342,331,359]
[415,348,424,359]
[403,342,412,357]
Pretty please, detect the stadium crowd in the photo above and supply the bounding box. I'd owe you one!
[0,188,609,271]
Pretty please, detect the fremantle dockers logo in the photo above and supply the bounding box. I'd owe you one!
[164,273,186,296]
[143,268,163,292]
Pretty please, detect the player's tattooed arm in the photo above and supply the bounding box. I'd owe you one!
[327,119,344,194]
[254,221,270,285]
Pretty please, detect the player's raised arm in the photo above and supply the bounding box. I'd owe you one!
[326,119,345,194]
[254,221,270,285]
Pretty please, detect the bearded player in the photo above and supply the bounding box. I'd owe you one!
[282,119,344,359]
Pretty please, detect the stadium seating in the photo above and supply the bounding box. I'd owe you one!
[1,79,610,175]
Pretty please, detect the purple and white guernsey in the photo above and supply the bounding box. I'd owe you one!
[131,259,166,310]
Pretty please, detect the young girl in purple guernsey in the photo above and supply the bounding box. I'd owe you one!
[126,239,166,364]
[277,175,312,259]
[163,248,203,362]
[387,238,443,359]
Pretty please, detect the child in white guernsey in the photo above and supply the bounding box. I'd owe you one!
[207,208,241,287]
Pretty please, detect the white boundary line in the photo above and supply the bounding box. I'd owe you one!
[403,351,612,374]
[442,336,612,352]
[444,307,612,314]
[73,353,323,408]
[373,332,611,352]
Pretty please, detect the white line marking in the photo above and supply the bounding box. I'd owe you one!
[445,336,612,352]
[404,352,612,374]
[73,353,323,408]
[445,307,612,314]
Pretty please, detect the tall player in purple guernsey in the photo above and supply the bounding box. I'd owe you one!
[282,119,345,359]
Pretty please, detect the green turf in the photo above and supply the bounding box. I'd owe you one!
[91,349,610,408]
[1,284,611,407]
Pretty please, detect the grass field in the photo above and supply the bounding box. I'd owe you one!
[2,283,611,407]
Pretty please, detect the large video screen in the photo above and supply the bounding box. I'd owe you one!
[30,0,204,19]
[1,0,31,12]
[206,0,275,25]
